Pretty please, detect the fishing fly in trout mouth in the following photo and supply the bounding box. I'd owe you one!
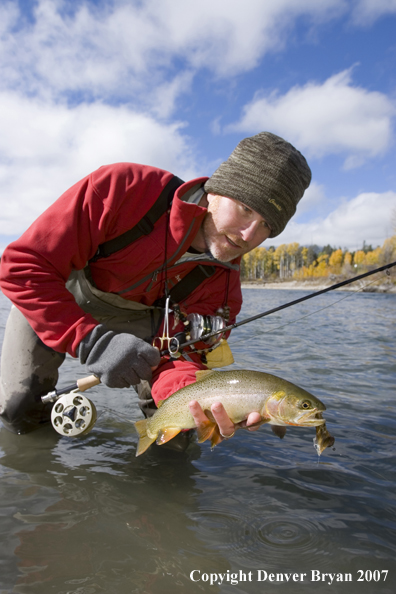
[314,422,335,455]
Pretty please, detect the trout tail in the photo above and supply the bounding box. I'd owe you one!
[134,419,156,456]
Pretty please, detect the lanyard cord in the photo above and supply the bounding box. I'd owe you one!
[161,207,171,300]
[224,269,230,307]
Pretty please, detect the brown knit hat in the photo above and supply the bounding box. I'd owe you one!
[204,132,311,237]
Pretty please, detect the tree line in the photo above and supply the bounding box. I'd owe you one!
[241,235,396,281]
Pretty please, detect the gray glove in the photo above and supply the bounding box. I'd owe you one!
[78,325,160,388]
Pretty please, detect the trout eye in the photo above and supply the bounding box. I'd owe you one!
[301,400,312,410]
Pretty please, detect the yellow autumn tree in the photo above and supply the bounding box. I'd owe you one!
[380,235,396,264]
[342,251,353,275]
[262,248,275,278]
[353,250,366,268]
[287,242,300,275]
[329,249,343,274]
[301,246,309,266]
[314,254,329,277]
[365,247,381,266]
[250,247,261,279]
[273,244,288,279]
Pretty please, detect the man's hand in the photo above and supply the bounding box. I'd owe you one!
[188,400,262,442]
[78,325,160,388]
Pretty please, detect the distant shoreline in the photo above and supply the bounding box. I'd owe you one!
[241,279,396,293]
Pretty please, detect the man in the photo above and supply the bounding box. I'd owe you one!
[0,132,311,441]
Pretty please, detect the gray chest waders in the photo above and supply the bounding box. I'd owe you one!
[0,269,163,434]
[66,268,163,341]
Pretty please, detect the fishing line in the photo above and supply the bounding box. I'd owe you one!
[358,464,388,483]
[97,406,135,425]
[232,274,382,345]
[161,260,396,356]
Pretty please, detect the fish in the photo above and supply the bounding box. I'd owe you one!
[134,369,328,456]
[314,422,335,455]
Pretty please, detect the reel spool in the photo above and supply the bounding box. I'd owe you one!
[187,313,225,346]
[51,391,97,437]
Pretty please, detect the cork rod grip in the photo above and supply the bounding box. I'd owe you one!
[76,375,101,392]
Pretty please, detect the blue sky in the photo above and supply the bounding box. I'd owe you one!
[0,0,395,253]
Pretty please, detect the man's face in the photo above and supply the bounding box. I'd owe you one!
[202,194,272,262]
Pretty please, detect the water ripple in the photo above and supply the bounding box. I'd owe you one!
[189,508,333,570]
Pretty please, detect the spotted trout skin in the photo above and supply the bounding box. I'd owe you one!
[134,370,327,456]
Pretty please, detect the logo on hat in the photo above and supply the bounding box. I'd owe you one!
[268,198,282,211]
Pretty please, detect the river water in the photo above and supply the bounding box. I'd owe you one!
[0,287,395,594]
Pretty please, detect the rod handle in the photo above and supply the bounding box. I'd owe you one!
[76,375,101,392]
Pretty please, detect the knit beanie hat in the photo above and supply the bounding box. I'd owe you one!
[204,132,311,237]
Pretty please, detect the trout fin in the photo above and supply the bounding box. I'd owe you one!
[195,370,216,382]
[210,425,223,448]
[156,427,181,445]
[200,409,223,448]
[134,419,156,456]
[271,425,287,439]
[195,415,217,443]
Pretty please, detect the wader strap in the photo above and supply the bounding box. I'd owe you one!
[89,175,185,262]
[157,264,217,306]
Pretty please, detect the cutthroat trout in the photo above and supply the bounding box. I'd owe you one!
[134,369,328,456]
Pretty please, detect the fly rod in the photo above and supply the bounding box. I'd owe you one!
[161,259,396,357]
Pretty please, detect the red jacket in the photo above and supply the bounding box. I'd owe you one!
[0,163,243,403]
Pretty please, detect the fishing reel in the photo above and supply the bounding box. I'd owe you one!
[187,313,226,346]
[50,391,97,437]
[41,374,100,437]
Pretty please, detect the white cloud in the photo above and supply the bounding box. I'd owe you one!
[294,181,327,216]
[0,92,199,238]
[226,69,395,168]
[0,0,346,105]
[351,0,396,25]
[148,71,195,119]
[266,191,396,250]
